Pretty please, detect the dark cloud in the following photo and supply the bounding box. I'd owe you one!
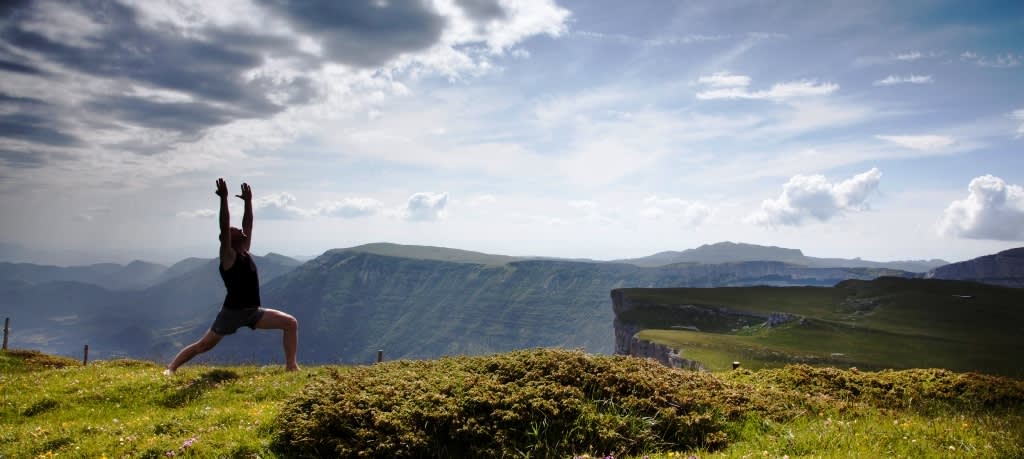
[0,58,45,75]
[0,113,80,146]
[0,0,312,144]
[0,149,47,168]
[85,96,240,137]
[455,0,507,22]
[257,0,446,67]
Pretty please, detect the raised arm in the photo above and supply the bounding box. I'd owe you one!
[216,178,236,269]
[237,182,253,251]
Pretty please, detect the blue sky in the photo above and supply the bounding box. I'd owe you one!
[0,0,1022,265]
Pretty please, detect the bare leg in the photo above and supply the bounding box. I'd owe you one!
[254,308,299,371]
[164,330,224,375]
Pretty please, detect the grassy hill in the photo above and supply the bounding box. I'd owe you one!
[2,348,1022,458]
[617,277,1024,376]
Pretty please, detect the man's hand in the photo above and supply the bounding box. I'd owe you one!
[215,178,228,198]
[236,182,252,202]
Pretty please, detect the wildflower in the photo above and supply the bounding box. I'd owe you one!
[165,451,176,457]
[949,446,956,451]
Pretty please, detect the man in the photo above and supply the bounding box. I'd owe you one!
[164,178,299,374]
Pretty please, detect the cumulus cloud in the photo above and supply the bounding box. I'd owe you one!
[316,197,383,218]
[876,134,954,151]
[641,196,712,226]
[696,79,838,101]
[749,168,882,226]
[873,74,933,86]
[939,175,1024,241]
[403,192,448,221]
[253,192,311,219]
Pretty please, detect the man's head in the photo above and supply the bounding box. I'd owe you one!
[220,226,248,250]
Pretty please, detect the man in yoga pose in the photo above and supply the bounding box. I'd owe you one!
[164,178,299,374]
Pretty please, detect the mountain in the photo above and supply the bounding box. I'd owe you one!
[616,241,948,272]
[0,243,910,364]
[0,260,168,290]
[0,253,303,360]
[925,247,1024,288]
[185,245,911,365]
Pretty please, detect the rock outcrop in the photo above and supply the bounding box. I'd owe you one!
[925,247,1024,288]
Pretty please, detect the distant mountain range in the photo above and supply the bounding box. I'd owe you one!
[0,241,1019,366]
[926,247,1024,288]
[614,241,948,272]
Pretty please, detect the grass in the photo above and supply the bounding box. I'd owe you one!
[619,278,1024,377]
[3,348,1023,458]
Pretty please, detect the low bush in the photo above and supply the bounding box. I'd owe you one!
[273,349,735,457]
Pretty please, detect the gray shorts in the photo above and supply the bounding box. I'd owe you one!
[211,307,266,335]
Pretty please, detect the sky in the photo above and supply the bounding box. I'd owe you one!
[0,0,1022,266]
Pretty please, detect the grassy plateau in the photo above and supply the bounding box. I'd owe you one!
[3,348,1023,458]
[619,278,1024,377]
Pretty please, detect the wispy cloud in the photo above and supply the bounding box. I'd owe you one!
[939,175,1024,240]
[876,134,954,151]
[1013,109,1024,138]
[696,79,838,101]
[748,168,882,227]
[641,196,712,226]
[961,51,1022,68]
[574,30,730,47]
[697,71,751,88]
[873,74,933,86]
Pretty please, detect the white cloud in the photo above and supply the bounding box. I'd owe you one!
[873,74,933,86]
[895,51,923,61]
[469,194,497,206]
[961,51,1022,68]
[697,72,751,88]
[253,192,311,219]
[939,175,1024,241]
[403,192,448,221]
[177,208,217,219]
[316,197,383,218]
[876,134,954,151]
[697,79,838,101]
[641,196,712,226]
[1013,109,1024,138]
[749,168,882,226]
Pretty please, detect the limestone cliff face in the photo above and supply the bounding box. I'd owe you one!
[612,288,774,369]
[925,247,1024,288]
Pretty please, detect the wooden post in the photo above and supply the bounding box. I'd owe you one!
[376,349,383,364]
[732,361,740,370]
[83,344,89,366]
[2,317,8,351]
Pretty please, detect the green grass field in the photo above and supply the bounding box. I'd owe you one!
[622,278,1024,377]
[3,348,1023,458]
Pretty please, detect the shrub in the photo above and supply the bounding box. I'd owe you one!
[272,349,733,458]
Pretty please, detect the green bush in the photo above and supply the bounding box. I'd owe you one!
[272,349,733,458]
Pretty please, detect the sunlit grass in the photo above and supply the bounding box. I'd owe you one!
[2,348,1022,458]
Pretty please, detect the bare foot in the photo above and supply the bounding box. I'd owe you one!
[286,365,300,372]
[162,368,175,376]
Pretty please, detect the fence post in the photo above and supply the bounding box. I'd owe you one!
[377,349,383,364]
[83,344,89,366]
[2,317,8,351]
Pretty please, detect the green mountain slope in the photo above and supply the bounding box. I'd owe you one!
[615,277,1024,376]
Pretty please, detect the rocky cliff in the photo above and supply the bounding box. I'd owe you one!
[611,288,772,368]
[925,247,1024,288]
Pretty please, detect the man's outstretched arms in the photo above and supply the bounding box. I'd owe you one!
[217,178,236,269]
[237,182,253,251]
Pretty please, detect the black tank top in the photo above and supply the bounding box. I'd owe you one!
[220,252,261,309]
